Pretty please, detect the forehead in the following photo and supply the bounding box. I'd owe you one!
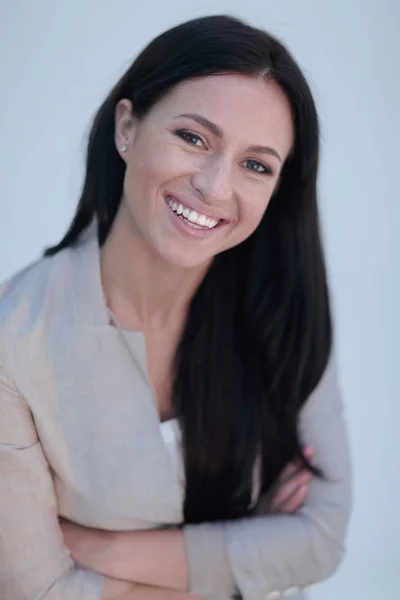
[156,73,294,157]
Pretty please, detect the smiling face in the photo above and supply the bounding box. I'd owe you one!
[114,73,294,269]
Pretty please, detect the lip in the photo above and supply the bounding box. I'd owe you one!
[163,195,226,239]
[164,193,228,222]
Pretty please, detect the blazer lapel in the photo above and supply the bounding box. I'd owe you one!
[30,222,183,526]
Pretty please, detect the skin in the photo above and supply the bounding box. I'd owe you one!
[61,74,313,598]
[111,73,293,272]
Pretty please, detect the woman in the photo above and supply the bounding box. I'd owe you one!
[0,14,352,600]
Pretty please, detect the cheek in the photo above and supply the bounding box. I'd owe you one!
[123,143,190,222]
[123,157,164,208]
[129,139,192,190]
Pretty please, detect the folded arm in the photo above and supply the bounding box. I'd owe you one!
[184,350,352,599]
[64,351,352,600]
[0,353,140,600]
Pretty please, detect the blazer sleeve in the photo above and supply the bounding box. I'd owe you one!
[183,351,353,600]
[0,352,104,600]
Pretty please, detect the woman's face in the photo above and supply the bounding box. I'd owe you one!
[115,73,294,269]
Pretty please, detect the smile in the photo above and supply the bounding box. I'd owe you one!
[166,196,220,230]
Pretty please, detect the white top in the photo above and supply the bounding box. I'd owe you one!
[160,418,185,490]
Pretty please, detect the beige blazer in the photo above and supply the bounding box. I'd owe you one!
[0,224,352,600]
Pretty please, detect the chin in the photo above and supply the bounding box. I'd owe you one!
[157,245,214,271]
[164,254,211,271]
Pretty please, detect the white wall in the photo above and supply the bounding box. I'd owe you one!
[1,1,399,598]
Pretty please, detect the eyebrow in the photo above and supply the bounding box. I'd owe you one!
[175,112,282,163]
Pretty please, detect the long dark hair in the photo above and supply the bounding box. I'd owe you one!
[46,15,332,523]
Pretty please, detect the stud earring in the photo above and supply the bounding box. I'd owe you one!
[121,144,128,153]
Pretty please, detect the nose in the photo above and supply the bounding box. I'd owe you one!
[190,155,233,205]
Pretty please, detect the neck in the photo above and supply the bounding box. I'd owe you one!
[100,206,210,332]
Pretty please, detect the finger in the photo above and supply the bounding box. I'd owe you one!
[279,484,308,513]
[277,461,300,485]
[278,447,314,482]
[301,446,318,470]
[305,449,318,469]
[270,471,312,511]
[287,447,314,474]
[303,446,313,458]
[275,447,314,492]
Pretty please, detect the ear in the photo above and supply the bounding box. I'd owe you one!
[114,99,139,162]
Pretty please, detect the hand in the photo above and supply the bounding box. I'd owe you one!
[60,518,114,571]
[113,584,197,600]
[60,521,198,597]
[257,446,315,515]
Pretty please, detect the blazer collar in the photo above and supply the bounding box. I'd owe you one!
[67,218,111,327]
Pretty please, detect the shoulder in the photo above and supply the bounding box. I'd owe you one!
[302,349,342,416]
[0,247,75,344]
[0,223,103,385]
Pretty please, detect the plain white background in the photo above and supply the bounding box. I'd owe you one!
[0,1,399,598]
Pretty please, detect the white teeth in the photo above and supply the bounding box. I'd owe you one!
[166,196,220,229]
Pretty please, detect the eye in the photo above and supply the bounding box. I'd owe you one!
[175,129,206,148]
[243,159,272,176]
